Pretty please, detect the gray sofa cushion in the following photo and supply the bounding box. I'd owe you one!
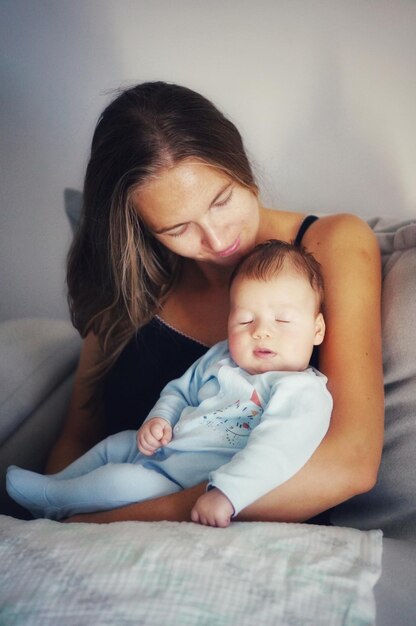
[64,188,83,234]
[0,318,81,445]
[331,217,416,540]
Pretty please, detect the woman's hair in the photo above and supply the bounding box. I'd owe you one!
[67,81,257,389]
[229,239,325,311]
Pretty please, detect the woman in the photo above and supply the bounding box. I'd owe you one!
[46,81,384,524]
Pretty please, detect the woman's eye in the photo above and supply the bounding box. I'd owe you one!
[214,188,233,208]
[169,224,189,238]
[275,319,290,324]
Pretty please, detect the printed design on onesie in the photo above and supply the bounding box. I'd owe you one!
[202,389,263,447]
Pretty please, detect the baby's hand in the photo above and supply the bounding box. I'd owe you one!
[137,417,172,456]
[190,488,234,528]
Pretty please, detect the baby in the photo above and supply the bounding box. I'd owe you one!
[7,240,332,526]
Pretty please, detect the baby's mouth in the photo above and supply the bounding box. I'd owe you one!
[253,348,277,359]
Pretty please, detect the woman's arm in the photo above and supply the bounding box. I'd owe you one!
[65,214,384,524]
[45,332,104,473]
[238,213,384,522]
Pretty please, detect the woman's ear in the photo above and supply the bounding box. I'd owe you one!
[313,313,326,346]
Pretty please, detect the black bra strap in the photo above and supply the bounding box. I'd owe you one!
[294,215,319,246]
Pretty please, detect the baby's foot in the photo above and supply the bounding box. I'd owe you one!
[6,466,57,519]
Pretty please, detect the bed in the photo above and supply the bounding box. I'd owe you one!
[1,215,415,625]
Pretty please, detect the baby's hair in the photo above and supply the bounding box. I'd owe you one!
[229,239,324,311]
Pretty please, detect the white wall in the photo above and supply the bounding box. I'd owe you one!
[1,0,415,321]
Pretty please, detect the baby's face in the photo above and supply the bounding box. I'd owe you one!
[228,272,325,374]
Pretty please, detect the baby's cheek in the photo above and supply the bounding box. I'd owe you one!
[228,333,245,367]
[228,331,237,352]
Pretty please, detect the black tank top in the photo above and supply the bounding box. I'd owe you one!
[103,215,319,435]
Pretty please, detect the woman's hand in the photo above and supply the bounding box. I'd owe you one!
[137,418,173,456]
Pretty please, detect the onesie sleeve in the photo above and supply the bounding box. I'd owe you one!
[208,370,332,516]
[144,340,228,428]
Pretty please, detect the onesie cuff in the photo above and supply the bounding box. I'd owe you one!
[207,481,238,518]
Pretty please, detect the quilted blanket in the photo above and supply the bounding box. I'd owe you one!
[0,516,382,626]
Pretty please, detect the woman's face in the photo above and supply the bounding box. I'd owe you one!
[133,159,260,267]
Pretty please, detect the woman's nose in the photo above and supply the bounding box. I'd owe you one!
[200,221,225,251]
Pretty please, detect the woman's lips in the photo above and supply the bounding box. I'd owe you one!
[217,237,240,258]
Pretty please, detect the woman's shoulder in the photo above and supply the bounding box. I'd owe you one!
[301,213,379,261]
[309,212,374,237]
[302,214,382,321]
[262,209,377,251]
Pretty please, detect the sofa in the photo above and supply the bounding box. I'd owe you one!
[0,214,415,626]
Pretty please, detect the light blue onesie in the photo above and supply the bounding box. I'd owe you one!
[6,340,332,520]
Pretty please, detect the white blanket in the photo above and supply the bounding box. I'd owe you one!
[0,516,382,626]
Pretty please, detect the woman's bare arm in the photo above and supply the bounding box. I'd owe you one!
[242,213,385,519]
[45,332,104,473]
[65,214,384,524]
[64,483,207,523]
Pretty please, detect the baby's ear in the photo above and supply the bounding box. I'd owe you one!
[313,313,326,346]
